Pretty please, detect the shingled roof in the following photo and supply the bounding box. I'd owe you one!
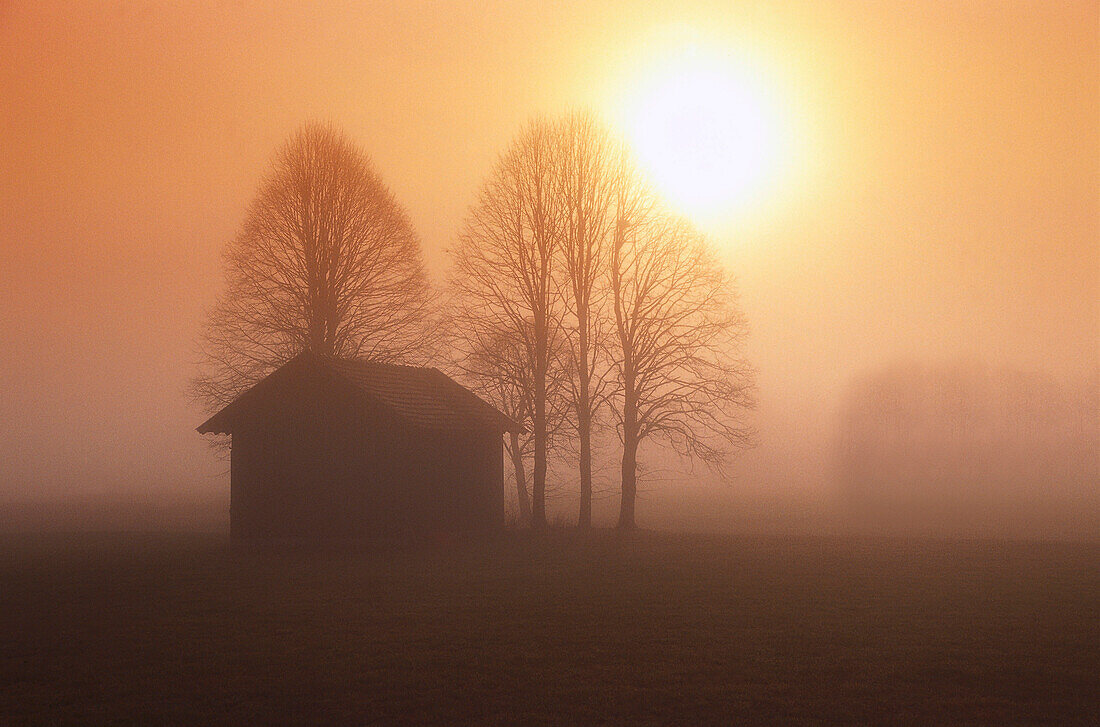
[197,353,520,435]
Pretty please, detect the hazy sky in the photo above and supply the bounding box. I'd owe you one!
[1,1,1096,507]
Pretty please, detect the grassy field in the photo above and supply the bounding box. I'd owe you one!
[1,531,1097,725]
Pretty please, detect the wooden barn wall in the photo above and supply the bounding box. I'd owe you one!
[229,364,504,541]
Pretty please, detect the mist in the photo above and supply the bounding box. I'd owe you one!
[1,0,1096,538]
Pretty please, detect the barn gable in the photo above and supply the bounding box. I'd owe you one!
[197,352,519,436]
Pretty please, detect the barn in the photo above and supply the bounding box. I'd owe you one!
[197,352,520,542]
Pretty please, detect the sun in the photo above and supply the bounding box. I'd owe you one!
[621,48,783,223]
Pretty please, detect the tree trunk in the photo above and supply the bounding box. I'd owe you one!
[618,390,638,530]
[578,410,592,528]
[576,314,592,530]
[618,429,637,530]
[531,361,548,530]
[509,430,531,526]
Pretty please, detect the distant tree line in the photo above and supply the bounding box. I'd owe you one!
[837,362,1099,521]
[194,117,755,530]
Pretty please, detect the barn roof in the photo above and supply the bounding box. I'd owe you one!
[196,353,521,435]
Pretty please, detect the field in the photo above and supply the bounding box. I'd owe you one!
[1,531,1097,725]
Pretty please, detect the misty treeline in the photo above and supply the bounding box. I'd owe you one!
[194,117,755,530]
[837,362,1099,532]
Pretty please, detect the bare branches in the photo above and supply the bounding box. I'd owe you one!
[448,119,569,529]
[610,177,756,528]
[449,112,755,529]
[552,111,621,527]
[193,122,435,422]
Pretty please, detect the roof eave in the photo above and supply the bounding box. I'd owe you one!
[196,419,228,435]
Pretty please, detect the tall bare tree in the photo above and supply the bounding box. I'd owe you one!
[449,317,573,527]
[448,119,565,529]
[610,192,755,530]
[553,111,619,529]
[193,122,433,420]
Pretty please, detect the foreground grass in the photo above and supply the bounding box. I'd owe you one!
[1,531,1097,725]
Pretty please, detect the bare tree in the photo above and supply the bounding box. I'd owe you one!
[193,122,434,423]
[609,190,755,530]
[448,119,565,529]
[448,317,574,526]
[453,326,535,525]
[553,111,619,529]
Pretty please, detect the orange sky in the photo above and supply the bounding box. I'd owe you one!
[1,1,1096,509]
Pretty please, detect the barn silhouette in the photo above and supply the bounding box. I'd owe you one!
[197,352,520,541]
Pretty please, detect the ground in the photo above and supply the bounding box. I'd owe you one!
[1,531,1097,725]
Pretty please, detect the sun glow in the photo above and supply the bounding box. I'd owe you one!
[620,46,785,224]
